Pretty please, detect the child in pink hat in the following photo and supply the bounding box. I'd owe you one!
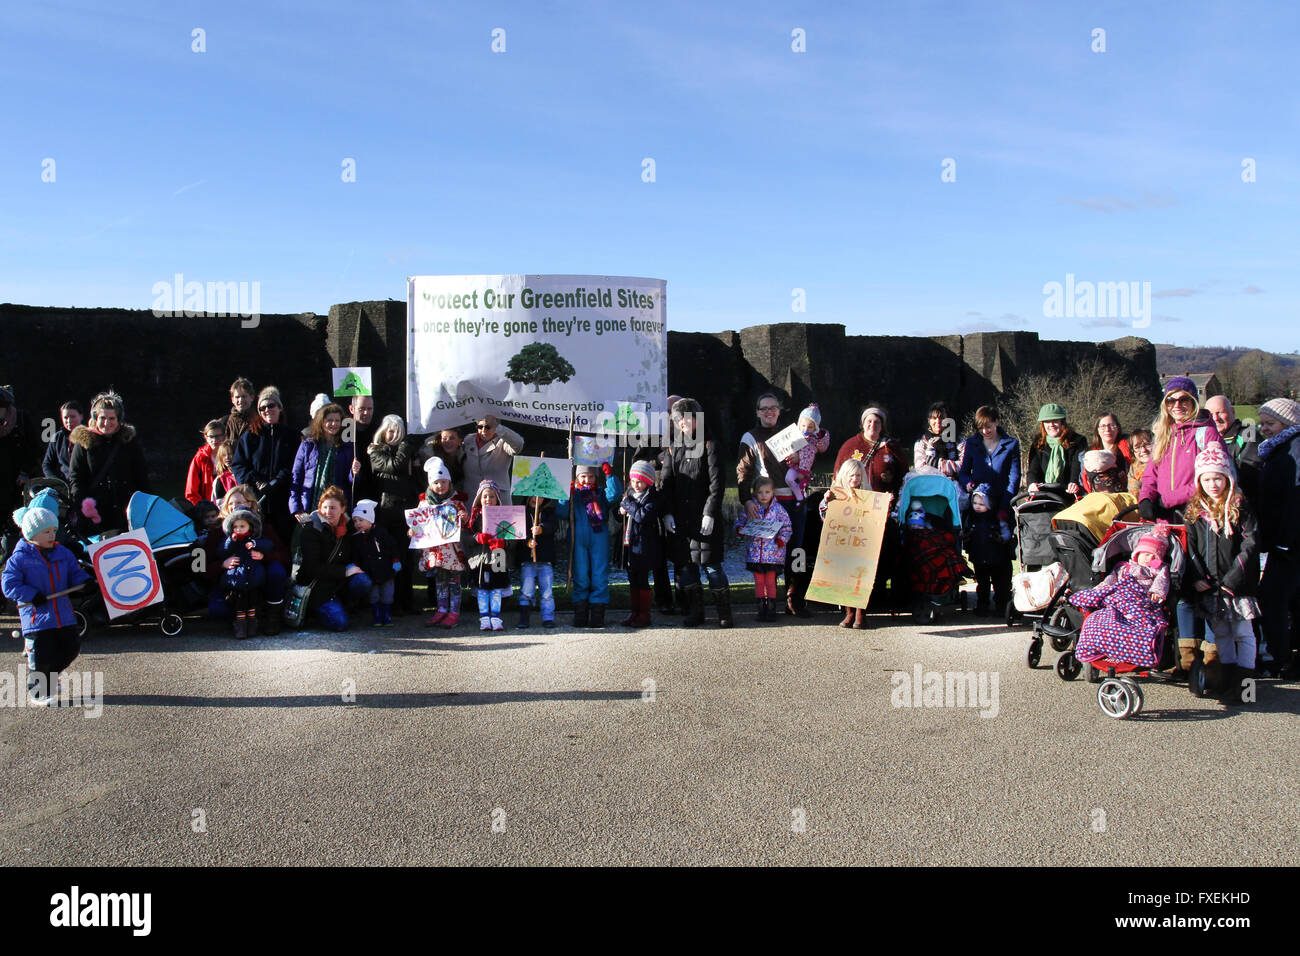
[1069,524,1173,669]
[1185,445,1260,704]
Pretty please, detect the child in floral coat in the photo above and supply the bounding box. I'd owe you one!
[736,477,792,621]
[1069,525,1173,668]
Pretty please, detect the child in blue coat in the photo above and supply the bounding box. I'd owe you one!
[618,459,662,628]
[570,462,623,629]
[220,508,272,638]
[1,506,93,705]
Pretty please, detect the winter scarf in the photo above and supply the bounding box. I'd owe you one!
[1044,436,1066,484]
[574,485,606,531]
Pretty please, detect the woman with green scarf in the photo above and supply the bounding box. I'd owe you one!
[1026,403,1087,496]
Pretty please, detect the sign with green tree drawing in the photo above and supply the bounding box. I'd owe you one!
[505,343,576,392]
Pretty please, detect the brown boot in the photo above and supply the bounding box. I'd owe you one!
[1171,638,1199,680]
[1202,641,1223,694]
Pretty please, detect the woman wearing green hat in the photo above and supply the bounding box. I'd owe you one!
[1025,403,1087,496]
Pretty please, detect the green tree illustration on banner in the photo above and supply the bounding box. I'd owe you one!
[505,343,576,392]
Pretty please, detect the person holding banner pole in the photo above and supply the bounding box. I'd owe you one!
[290,404,355,521]
[662,398,732,628]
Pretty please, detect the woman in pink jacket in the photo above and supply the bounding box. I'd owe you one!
[1137,375,1230,677]
[1139,377,1230,523]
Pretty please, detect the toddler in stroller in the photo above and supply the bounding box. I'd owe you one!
[1069,525,1172,670]
[896,474,971,622]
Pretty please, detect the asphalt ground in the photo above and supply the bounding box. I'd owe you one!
[1,602,1297,866]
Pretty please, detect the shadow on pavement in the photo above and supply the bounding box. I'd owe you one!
[98,689,646,708]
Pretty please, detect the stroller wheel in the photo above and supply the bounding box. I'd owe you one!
[1086,663,1103,684]
[1049,632,1074,653]
[1188,658,1207,698]
[1098,678,1136,719]
[1025,636,1043,669]
[75,610,89,639]
[1056,651,1081,681]
[160,613,184,637]
[1125,680,1144,715]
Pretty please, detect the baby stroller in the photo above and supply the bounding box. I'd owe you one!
[1022,491,1137,678]
[1067,521,1187,719]
[77,492,197,637]
[896,474,970,623]
[1005,483,1074,625]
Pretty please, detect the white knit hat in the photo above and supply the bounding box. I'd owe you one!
[18,506,58,541]
[352,499,378,525]
[424,456,452,483]
[309,393,330,418]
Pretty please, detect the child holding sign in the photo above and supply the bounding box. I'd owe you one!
[736,477,793,622]
[468,480,515,632]
[2,507,92,705]
[570,463,623,629]
[417,457,468,629]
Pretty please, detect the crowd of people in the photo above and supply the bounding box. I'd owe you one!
[3,373,1299,705]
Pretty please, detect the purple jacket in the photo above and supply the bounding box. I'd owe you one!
[289,439,355,515]
[1139,414,1229,511]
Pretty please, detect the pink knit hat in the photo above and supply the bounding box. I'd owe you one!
[628,460,656,487]
[1132,523,1171,566]
[1194,444,1233,481]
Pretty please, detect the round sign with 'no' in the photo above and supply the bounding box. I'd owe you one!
[87,530,163,619]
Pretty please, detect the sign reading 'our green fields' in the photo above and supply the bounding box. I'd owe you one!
[406,274,667,433]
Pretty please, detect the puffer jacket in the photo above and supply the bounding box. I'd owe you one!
[289,439,355,515]
[232,422,296,494]
[1256,425,1300,554]
[68,424,151,529]
[661,437,725,566]
[1,539,92,634]
[368,440,416,529]
[1184,494,1259,598]
[1139,413,1230,512]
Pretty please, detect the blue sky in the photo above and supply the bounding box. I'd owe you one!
[3,0,1296,350]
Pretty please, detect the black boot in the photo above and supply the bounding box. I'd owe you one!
[713,588,733,629]
[572,601,589,628]
[682,586,705,627]
[588,603,606,629]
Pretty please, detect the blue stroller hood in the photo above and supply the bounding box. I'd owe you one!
[896,474,962,533]
[127,492,198,550]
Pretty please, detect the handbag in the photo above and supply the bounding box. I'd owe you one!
[283,526,344,629]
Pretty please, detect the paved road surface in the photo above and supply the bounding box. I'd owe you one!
[2,608,1296,865]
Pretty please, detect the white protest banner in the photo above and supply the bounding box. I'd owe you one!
[407,275,667,433]
[573,436,616,467]
[483,505,528,540]
[86,530,164,620]
[333,367,373,398]
[406,503,461,549]
[765,423,808,463]
[511,456,570,501]
[737,517,781,539]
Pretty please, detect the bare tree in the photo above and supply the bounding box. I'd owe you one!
[999,357,1160,477]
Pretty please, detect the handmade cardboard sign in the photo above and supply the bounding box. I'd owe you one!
[483,505,528,540]
[86,530,164,619]
[511,456,570,502]
[805,489,890,609]
[406,503,461,549]
[332,367,373,397]
[765,423,808,463]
